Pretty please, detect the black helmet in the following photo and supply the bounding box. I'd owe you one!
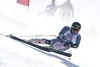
[71,22,81,29]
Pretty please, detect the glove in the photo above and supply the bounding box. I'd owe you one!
[64,40,73,46]
[64,41,79,48]
[71,44,79,48]
[63,41,72,49]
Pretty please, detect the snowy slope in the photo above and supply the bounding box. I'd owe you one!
[0,0,100,67]
[0,34,82,67]
[0,14,86,67]
[0,20,84,67]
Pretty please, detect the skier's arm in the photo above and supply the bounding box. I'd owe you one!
[58,26,69,39]
[64,35,81,48]
[71,35,81,48]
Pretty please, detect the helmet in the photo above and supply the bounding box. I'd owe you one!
[71,22,81,29]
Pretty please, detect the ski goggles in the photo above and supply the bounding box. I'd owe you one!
[72,28,80,32]
[72,24,81,29]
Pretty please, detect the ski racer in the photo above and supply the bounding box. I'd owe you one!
[28,22,81,51]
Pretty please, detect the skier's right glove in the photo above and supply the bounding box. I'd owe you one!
[64,41,79,48]
[71,44,79,48]
[63,40,72,49]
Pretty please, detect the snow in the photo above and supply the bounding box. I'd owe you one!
[0,0,100,67]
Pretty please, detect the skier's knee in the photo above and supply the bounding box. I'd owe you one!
[45,39,51,44]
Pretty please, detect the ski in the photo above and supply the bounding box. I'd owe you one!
[9,34,72,57]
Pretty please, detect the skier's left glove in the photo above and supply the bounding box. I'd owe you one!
[71,44,79,48]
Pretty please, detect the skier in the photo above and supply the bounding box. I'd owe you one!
[59,0,74,23]
[28,22,81,51]
[45,0,57,18]
[38,0,57,18]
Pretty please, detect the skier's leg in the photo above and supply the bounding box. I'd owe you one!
[27,38,52,44]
